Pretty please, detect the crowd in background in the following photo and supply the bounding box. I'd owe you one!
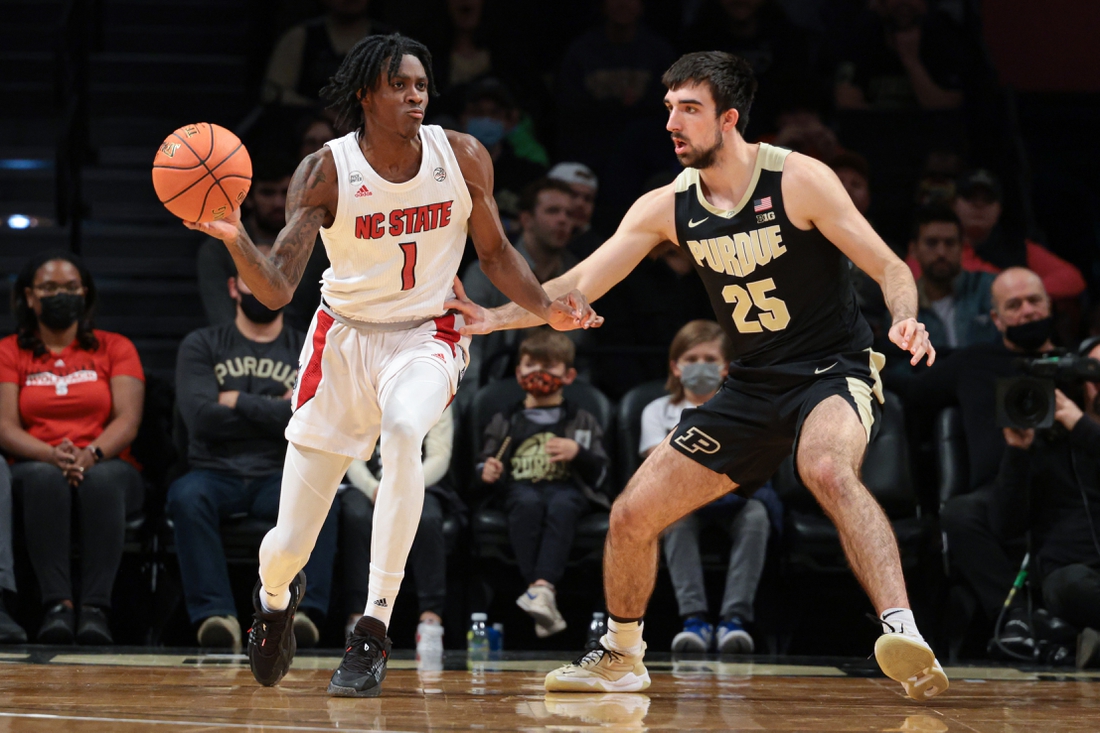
[1,0,1099,667]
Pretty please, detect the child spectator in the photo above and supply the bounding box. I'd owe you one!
[0,253,145,645]
[477,330,609,637]
[639,320,774,654]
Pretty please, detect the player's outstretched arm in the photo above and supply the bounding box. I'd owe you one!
[783,153,935,366]
[449,131,600,331]
[448,185,675,335]
[185,150,335,310]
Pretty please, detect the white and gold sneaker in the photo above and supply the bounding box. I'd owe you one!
[544,639,650,692]
[874,632,949,701]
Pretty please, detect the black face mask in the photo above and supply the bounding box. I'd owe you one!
[1005,316,1053,353]
[38,293,84,330]
[239,292,282,324]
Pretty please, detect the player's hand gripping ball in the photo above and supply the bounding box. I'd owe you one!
[152,122,252,223]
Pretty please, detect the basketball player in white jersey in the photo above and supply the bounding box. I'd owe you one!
[451,51,948,701]
[186,34,596,697]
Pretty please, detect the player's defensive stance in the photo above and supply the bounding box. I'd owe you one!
[188,34,595,697]
[450,51,948,701]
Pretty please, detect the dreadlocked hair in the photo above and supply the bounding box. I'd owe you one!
[320,33,438,133]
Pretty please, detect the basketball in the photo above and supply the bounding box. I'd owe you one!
[151,122,252,223]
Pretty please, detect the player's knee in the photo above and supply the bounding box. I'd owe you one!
[380,415,426,454]
[608,497,652,545]
[799,453,854,499]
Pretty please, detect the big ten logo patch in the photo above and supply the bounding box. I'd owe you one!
[214,357,298,391]
[673,427,721,454]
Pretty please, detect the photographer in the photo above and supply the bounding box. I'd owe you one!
[992,340,1100,668]
[893,268,1056,651]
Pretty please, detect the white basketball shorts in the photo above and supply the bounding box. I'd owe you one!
[285,303,470,460]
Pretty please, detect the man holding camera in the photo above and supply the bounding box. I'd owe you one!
[992,340,1100,668]
[896,267,1056,654]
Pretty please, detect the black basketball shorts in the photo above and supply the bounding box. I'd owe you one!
[668,349,885,492]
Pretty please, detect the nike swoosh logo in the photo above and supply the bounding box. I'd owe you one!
[814,363,838,374]
[688,217,709,228]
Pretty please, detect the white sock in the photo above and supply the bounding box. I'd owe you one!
[881,607,922,638]
[260,586,290,613]
[605,618,644,656]
[365,564,404,628]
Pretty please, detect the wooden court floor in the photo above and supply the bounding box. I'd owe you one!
[2,649,1099,731]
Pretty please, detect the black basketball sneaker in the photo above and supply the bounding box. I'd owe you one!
[247,570,306,687]
[328,615,392,697]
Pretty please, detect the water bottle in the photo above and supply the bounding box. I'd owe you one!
[466,612,490,661]
[488,622,504,652]
[585,612,607,651]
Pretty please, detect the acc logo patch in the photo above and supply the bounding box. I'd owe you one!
[349,171,363,185]
[434,167,446,182]
[673,427,722,454]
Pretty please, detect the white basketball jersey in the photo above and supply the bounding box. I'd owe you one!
[318,125,473,322]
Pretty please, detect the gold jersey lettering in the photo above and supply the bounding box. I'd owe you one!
[714,236,743,277]
[734,233,756,276]
[686,225,786,277]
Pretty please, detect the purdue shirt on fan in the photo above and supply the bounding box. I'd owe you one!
[673,144,873,366]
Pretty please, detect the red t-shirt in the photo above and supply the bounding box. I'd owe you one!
[0,330,145,448]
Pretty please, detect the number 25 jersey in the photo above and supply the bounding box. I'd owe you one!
[319,125,473,323]
[674,143,873,367]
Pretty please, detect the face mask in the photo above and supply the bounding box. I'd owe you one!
[679,361,724,395]
[38,292,84,330]
[518,369,564,397]
[1005,316,1053,352]
[465,117,506,148]
[239,292,282,324]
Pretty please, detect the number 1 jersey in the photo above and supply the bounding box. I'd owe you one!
[674,143,873,367]
[319,125,473,323]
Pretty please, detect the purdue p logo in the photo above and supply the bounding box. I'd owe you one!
[674,427,721,454]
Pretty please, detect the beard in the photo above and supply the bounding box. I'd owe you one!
[676,128,724,170]
[924,260,959,287]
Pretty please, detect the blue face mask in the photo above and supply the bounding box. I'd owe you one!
[465,117,506,148]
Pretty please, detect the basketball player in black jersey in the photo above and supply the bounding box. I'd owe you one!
[450,51,947,701]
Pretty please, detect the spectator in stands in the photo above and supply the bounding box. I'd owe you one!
[947,170,1086,303]
[262,0,395,106]
[0,461,26,643]
[679,0,819,138]
[898,268,1056,653]
[0,253,145,645]
[906,204,998,353]
[639,320,772,654]
[167,247,339,651]
[914,149,963,206]
[992,337,1100,669]
[341,406,457,659]
[587,231,714,400]
[457,78,547,238]
[296,113,338,159]
[555,0,675,216]
[830,151,872,217]
[548,162,603,260]
[477,331,610,637]
[462,178,578,385]
[834,0,966,111]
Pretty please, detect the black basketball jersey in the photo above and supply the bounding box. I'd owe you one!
[673,144,874,367]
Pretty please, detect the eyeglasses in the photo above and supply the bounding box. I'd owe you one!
[33,282,84,296]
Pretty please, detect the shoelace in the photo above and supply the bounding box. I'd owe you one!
[342,632,388,674]
[572,644,623,667]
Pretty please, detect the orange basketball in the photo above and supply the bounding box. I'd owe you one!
[152,122,252,223]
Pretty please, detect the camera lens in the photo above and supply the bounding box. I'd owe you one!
[1005,381,1053,428]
